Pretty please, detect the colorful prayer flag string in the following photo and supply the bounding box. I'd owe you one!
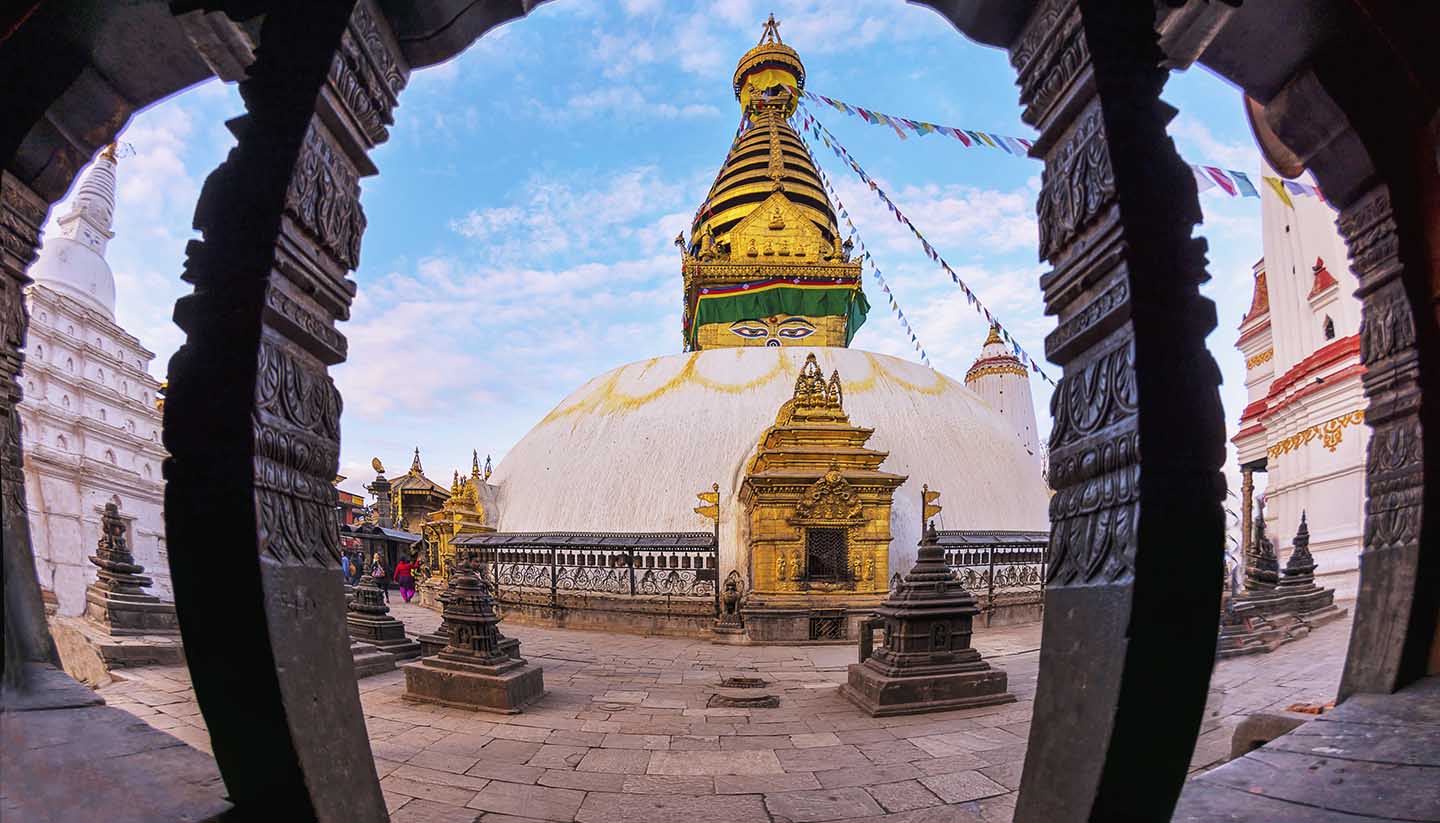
[794,86,1326,208]
[796,104,1056,386]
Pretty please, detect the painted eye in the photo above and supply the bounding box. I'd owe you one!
[730,325,768,338]
[778,326,815,338]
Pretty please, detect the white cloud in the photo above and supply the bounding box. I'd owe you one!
[563,86,719,119]
[1169,114,1263,172]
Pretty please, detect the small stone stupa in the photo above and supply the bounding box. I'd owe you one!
[1218,510,1346,658]
[840,522,1014,716]
[83,502,179,637]
[346,575,420,660]
[403,571,544,713]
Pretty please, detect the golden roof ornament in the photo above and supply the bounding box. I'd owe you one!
[983,324,1004,348]
[371,457,385,474]
[409,447,423,476]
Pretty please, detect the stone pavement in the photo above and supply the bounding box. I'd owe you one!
[95,601,1355,822]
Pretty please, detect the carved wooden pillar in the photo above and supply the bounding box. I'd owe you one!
[164,1,406,817]
[1008,2,1225,820]
[1338,184,1433,698]
[0,172,61,685]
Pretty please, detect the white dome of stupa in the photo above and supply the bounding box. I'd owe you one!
[490,346,1050,577]
[28,145,119,318]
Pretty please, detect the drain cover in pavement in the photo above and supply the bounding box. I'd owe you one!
[719,676,769,689]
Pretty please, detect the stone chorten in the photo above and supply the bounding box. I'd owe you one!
[346,574,420,660]
[403,572,544,713]
[83,502,178,636]
[1219,509,1346,658]
[1243,497,1281,591]
[417,555,518,661]
[840,522,1014,716]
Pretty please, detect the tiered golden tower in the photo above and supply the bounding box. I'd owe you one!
[681,15,867,351]
[740,354,906,641]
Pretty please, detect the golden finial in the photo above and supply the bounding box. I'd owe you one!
[410,447,423,476]
[983,324,1004,347]
[371,457,385,474]
[100,142,119,162]
[760,12,782,45]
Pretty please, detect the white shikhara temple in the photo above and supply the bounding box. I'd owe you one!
[1234,166,1366,598]
[17,146,169,615]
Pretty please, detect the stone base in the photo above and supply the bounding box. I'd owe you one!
[417,579,446,610]
[711,623,748,645]
[1217,603,1347,658]
[741,598,884,644]
[840,657,1015,717]
[347,613,422,660]
[50,615,184,681]
[351,641,398,679]
[419,631,520,660]
[1218,585,1347,659]
[402,655,544,714]
[82,586,179,637]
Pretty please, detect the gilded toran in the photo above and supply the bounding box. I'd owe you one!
[741,353,905,610]
[681,16,867,352]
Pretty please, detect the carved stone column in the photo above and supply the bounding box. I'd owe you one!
[1239,467,1253,561]
[163,1,407,818]
[1338,184,1432,698]
[1008,2,1225,820]
[0,171,62,688]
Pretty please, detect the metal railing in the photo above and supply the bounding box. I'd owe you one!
[452,532,720,614]
[935,530,1049,612]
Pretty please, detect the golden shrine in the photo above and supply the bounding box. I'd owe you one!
[681,14,867,352]
[422,450,493,581]
[740,353,904,640]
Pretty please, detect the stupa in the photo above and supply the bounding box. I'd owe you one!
[464,17,1049,642]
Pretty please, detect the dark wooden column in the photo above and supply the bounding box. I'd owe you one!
[1009,1,1225,820]
[0,172,62,686]
[164,1,407,817]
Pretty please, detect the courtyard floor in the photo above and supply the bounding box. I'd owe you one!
[97,602,1354,823]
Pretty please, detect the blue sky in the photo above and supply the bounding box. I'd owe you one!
[85,0,1280,499]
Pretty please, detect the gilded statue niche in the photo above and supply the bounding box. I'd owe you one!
[739,354,905,640]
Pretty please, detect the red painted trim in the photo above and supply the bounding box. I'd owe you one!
[1239,399,1269,422]
[1232,423,1265,444]
[1258,363,1366,422]
[1236,319,1272,347]
[1265,335,1360,401]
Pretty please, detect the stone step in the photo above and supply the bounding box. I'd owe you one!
[350,641,397,679]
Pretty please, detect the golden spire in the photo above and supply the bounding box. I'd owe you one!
[983,324,1003,347]
[471,449,481,481]
[409,447,423,476]
[100,142,119,162]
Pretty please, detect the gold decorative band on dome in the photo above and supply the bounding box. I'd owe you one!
[965,354,1029,382]
[1266,408,1365,460]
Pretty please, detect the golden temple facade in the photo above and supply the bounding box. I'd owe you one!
[740,353,905,640]
[681,15,867,352]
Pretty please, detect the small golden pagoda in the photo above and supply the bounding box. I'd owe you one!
[681,14,867,351]
[424,451,493,581]
[740,353,906,641]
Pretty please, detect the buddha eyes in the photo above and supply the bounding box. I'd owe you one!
[731,325,769,338]
[777,326,815,339]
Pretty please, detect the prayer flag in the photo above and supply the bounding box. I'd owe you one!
[1230,171,1260,198]
[1191,166,1216,193]
[952,129,972,146]
[1263,176,1294,208]
[1204,166,1237,196]
[977,133,998,148]
[1283,180,1308,196]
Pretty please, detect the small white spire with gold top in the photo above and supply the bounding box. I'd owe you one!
[964,325,1041,463]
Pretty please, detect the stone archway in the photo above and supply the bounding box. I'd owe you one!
[2,2,1436,822]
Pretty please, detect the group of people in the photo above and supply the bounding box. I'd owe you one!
[340,551,420,603]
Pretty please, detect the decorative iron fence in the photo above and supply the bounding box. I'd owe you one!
[934,529,1049,612]
[451,532,720,614]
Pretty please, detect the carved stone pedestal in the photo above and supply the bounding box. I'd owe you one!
[712,571,748,644]
[350,640,397,679]
[404,573,543,713]
[841,524,1014,717]
[1219,513,1346,658]
[347,576,420,660]
[416,570,517,659]
[83,503,180,638]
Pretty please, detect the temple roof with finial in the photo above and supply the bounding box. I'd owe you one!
[389,446,448,495]
[691,15,837,248]
[965,324,1027,383]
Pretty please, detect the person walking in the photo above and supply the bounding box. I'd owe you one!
[371,553,390,603]
[395,556,416,604]
[340,553,351,582]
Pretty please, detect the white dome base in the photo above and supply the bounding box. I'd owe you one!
[490,347,1049,581]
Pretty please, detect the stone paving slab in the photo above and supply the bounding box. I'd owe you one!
[92,600,1357,822]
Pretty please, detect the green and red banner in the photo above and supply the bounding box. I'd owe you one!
[687,278,869,347]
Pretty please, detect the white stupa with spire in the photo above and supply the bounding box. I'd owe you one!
[17,143,170,616]
[964,324,1042,467]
